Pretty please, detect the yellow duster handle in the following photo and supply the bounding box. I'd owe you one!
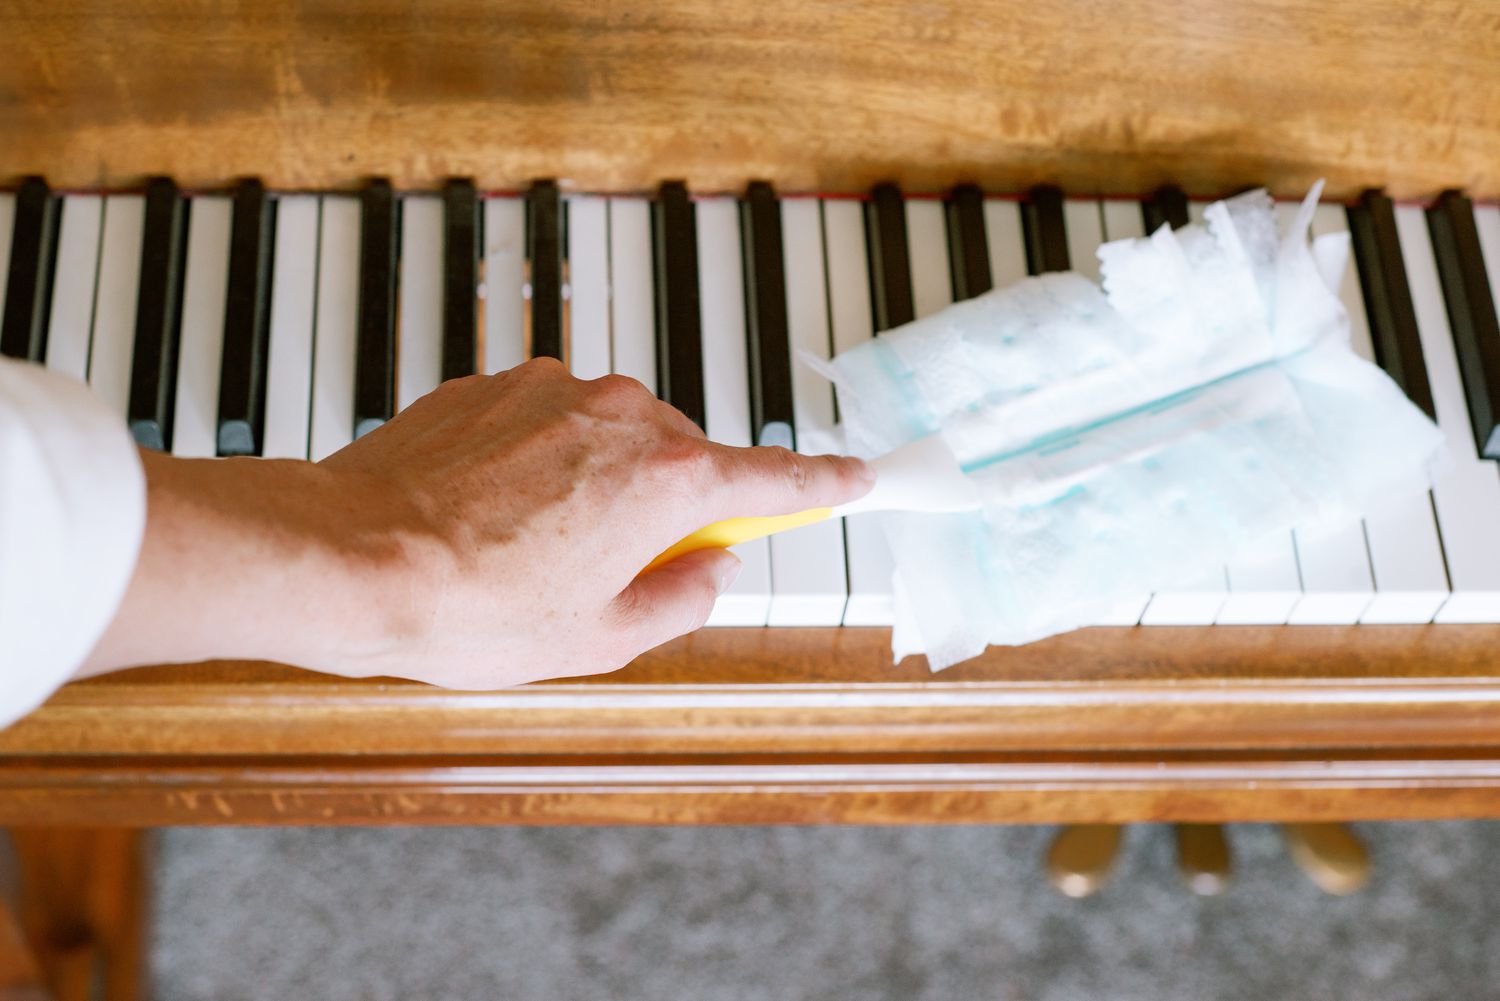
[645,508,834,573]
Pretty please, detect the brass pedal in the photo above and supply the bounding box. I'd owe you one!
[1046,824,1123,898]
[1281,823,1370,895]
[1174,824,1232,896]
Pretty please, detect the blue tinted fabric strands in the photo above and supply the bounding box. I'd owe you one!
[822,185,1447,669]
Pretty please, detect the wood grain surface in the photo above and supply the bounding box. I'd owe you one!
[10,828,147,1001]
[2,0,1498,199]
[6,627,1500,826]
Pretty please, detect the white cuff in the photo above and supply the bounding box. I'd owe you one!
[0,360,145,727]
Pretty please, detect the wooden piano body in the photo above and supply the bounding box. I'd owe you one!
[4,0,1500,832]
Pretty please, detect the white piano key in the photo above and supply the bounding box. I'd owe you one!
[1100,199,1145,247]
[1287,519,1376,625]
[259,195,321,459]
[44,196,105,385]
[1477,204,1500,283]
[1311,203,1445,622]
[609,198,656,395]
[1396,204,1500,621]
[395,195,443,412]
[1218,535,1303,625]
[1092,199,1154,626]
[1094,597,1150,627]
[309,196,360,461]
[1275,203,1380,623]
[482,196,526,375]
[0,193,13,324]
[1063,200,1104,282]
[1478,204,1500,357]
[824,198,894,626]
[983,199,1029,289]
[694,198,771,626]
[1139,569,1230,625]
[905,199,952,320]
[566,196,611,381]
[87,196,145,416]
[169,196,231,458]
[767,198,848,626]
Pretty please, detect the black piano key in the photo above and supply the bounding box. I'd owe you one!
[739,181,796,450]
[1142,185,1191,234]
[127,177,189,451]
[354,178,398,439]
[0,177,60,362]
[1427,190,1500,459]
[441,178,479,381]
[944,183,991,302]
[526,179,565,362]
[1348,190,1437,421]
[1021,185,1070,275]
[651,180,705,429]
[865,182,914,332]
[216,178,277,456]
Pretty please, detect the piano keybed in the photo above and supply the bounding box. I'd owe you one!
[3,178,1500,634]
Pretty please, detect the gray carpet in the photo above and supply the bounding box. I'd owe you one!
[150,822,1500,1001]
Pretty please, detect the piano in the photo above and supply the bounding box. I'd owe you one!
[5,172,1500,828]
[4,2,1500,981]
[0,0,1496,830]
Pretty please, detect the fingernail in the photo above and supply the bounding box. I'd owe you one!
[849,456,876,486]
[716,556,743,594]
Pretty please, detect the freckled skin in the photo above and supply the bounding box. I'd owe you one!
[83,359,874,691]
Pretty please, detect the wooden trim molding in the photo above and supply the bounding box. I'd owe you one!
[5,628,1500,825]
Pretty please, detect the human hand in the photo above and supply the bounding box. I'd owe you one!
[86,359,872,688]
[318,359,872,687]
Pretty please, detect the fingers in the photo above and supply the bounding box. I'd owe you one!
[607,547,742,653]
[702,443,874,519]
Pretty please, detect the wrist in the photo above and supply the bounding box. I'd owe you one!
[83,452,431,677]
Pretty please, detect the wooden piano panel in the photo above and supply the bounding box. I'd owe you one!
[6,627,1500,826]
[2,0,1498,200]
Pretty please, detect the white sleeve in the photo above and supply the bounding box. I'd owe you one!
[0,359,145,726]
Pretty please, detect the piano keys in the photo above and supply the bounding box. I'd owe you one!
[0,177,59,364]
[217,177,275,456]
[440,178,480,382]
[5,178,1500,629]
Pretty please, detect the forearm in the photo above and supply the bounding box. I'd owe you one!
[78,450,414,678]
[68,362,870,692]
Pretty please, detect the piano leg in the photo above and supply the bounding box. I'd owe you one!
[5,827,148,1001]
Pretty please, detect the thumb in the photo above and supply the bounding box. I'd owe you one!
[607,547,743,653]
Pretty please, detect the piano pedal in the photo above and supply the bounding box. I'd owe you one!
[1280,823,1371,896]
[1175,823,1233,896]
[1045,824,1123,898]
[1047,822,1369,896]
